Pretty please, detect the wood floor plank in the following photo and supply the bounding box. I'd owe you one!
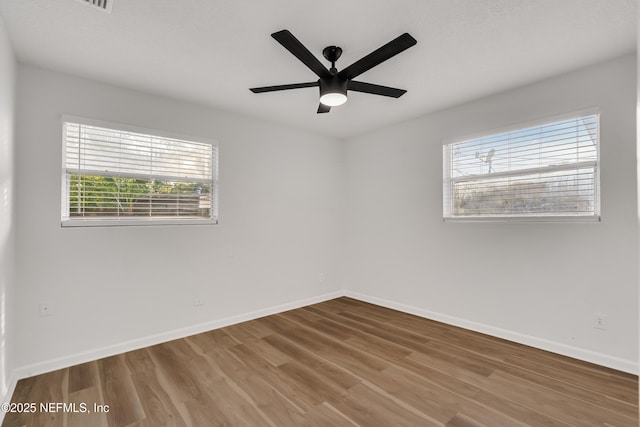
[496,364,639,420]
[297,402,358,427]
[328,382,440,427]
[222,370,306,426]
[470,391,576,427]
[502,353,638,404]
[125,350,187,427]
[223,343,315,412]
[483,370,637,426]
[29,369,66,427]
[67,362,97,394]
[360,365,462,424]
[445,413,487,427]
[146,343,209,403]
[224,325,290,367]
[184,329,239,353]
[275,360,351,407]
[307,304,432,350]
[2,377,36,427]
[98,356,145,427]
[238,318,276,339]
[261,334,361,391]
[66,387,108,427]
[3,297,637,427]
[192,376,273,427]
[270,314,390,377]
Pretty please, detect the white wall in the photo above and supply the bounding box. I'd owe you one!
[0,17,16,403]
[637,6,640,381]
[14,65,344,374]
[8,53,638,380]
[344,54,638,372]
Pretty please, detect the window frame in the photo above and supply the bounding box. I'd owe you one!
[442,109,601,223]
[61,115,219,227]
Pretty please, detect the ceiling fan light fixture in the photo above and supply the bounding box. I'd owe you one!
[320,92,347,107]
[319,78,347,107]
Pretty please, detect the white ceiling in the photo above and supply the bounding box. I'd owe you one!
[0,0,636,139]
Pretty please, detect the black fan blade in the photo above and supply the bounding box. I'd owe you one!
[348,81,407,98]
[338,33,417,80]
[272,30,332,79]
[317,104,331,114]
[250,81,318,93]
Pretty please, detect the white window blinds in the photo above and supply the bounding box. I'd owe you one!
[443,113,599,221]
[62,120,218,225]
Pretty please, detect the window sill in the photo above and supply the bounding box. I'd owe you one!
[61,218,219,228]
[443,215,601,223]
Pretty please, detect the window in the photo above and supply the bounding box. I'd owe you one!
[443,112,599,221]
[62,118,218,226]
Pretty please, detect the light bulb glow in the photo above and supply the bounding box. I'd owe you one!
[320,92,347,107]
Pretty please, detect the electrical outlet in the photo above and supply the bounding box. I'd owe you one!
[39,302,53,317]
[318,273,326,283]
[594,314,608,330]
[192,297,204,307]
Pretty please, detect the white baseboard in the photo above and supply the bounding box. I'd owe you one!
[0,372,20,424]
[345,291,638,375]
[13,290,344,381]
[1,373,19,404]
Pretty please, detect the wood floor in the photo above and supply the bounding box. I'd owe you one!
[3,298,638,427]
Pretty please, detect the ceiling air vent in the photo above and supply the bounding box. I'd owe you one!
[75,0,113,14]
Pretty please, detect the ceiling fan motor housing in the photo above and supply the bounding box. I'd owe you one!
[319,76,348,106]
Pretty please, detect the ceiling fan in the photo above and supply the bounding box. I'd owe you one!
[250,30,417,113]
